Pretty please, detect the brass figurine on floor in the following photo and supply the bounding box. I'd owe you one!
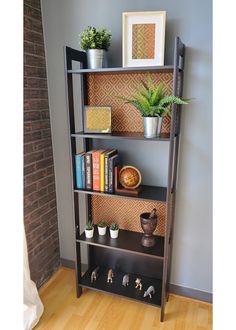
[90,266,99,283]
[107,269,114,283]
[135,278,142,290]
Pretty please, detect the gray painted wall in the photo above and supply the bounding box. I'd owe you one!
[41,0,212,293]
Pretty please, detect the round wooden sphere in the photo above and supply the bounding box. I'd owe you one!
[119,166,142,189]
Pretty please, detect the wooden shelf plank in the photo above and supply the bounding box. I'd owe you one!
[74,185,167,202]
[71,131,170,142]
[80,267,162,307]
[68,65,174,74]
[77,228,164,259]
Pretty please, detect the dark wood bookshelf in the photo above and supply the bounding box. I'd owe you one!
[74,185,167,203]
[80,267,162,307]
[64,37,186,321]
[77,228,165,260]
[71,131,170,142]
[67,65,174,74]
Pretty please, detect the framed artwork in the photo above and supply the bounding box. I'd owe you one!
[84,106,112,133]
[122,11,166,67]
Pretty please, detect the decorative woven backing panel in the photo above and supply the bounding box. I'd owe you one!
[87,72,173,134]
[91,195,166,237]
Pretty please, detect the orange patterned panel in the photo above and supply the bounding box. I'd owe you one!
[87,72,173,134]
[91,195,166,237]
[161,114,171,134]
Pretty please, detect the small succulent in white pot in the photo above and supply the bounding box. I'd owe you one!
[85,221,94,239]
[97,221,107,236]
[110,223,119,238]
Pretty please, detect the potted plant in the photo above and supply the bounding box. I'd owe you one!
[79,26,112,69]
[118,75,188,138]
[97,221,107,236]
[85,221,94,238]
[109,223,119,238]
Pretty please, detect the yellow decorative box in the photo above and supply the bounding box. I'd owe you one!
[84,106,112,133]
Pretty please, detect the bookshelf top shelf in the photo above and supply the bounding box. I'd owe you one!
[67,65,174,74]
[71,131,170,142]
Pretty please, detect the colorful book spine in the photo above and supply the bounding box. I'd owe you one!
[108,154,120,193]
[81,154,86,189]
[92,150,104,191]
[75,152,85,189]
[104,149,117,192]
[100,151,106,192]
[85,150,96,190]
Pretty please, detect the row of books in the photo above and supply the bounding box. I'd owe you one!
[74,149,120,193]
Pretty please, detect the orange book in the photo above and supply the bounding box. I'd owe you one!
[92,150,105,191]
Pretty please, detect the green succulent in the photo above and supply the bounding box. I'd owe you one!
[86,221,93,230]
[98,221,107,228]
[118,75,188,118]
[110,223,119,231]
[79,26,112,51]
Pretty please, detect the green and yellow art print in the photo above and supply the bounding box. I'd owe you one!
[122,11,166,67]
[132,23,155,60]
[84,106,112,133]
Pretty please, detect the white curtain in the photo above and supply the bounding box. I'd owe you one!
[23,230,44,330]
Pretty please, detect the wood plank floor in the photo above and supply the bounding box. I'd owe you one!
[34,267,212,330]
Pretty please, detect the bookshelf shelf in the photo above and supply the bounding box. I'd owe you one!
[74,185,167,203]
[77,228,164,260]
[71,131,170,142]
[80,267,162,308]
[64,37,185,321]
[67,65,174,74]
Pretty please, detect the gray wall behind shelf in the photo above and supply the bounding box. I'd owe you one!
[41,0,212,293]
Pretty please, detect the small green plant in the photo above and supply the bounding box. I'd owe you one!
[98,221,107,228]
[86,221,93,230]
[118,75,188,118]
[110,223,119,231]
[79,26,112,51]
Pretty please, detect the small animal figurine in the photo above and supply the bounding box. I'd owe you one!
[135,278,142,290]
[90,266,99,283]
[143,286,155,298]
[107,269,114,283]
[122,274,129,287]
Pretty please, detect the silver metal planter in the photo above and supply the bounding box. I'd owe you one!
[143,117,162,138]
[86,49,107,69]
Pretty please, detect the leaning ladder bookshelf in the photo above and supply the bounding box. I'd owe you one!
[64,36,185,322]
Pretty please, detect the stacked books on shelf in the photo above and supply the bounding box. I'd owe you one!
[75,149,121,193]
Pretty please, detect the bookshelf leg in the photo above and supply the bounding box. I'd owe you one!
[160,306,165,322]
[76,285,82,298]
[166,291,170,302]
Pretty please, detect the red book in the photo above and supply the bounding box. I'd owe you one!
[92,150,105,191]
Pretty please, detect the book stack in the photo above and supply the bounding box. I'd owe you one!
[75,149,121,193]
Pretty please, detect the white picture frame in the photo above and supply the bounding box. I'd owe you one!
[122,11,166,67]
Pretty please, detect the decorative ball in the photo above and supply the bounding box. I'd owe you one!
[119,166,142,189]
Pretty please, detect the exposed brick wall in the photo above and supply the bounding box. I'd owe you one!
[24,0,60,287]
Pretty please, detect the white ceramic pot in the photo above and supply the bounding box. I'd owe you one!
[85,227,94,238]
[110,229,119,239]
[98,226,107,236]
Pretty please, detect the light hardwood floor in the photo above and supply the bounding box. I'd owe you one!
[34,267,212,330]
